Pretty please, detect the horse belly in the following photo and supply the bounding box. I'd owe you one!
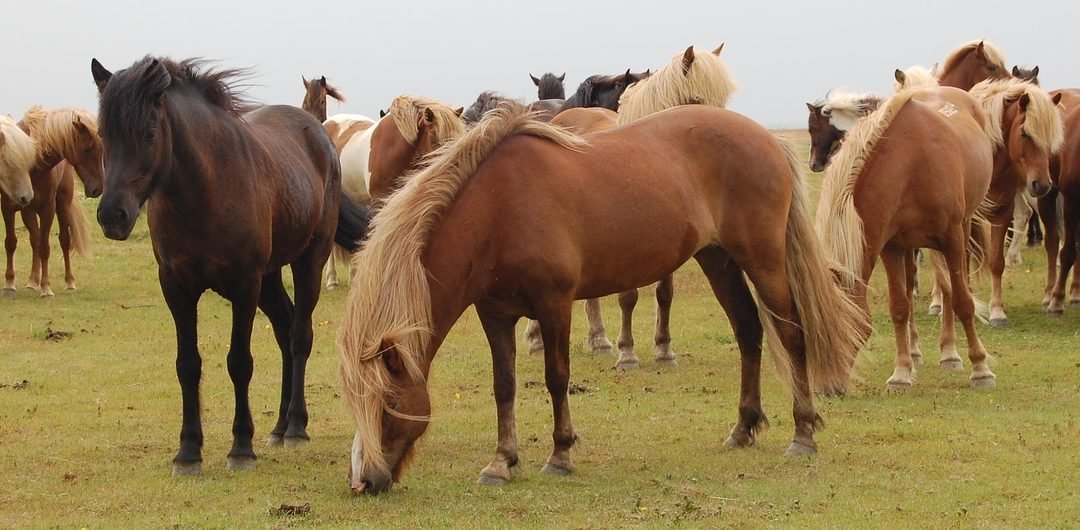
[340,133,373,204]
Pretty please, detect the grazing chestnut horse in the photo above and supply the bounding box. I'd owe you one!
[806,91,881,172]
[91,56,370,475]
[0,115,35,211]
[3,106,103,297]
[299,75,360,290]
[557,69,651,113]
[367,95,464,200]
[817,86,999,390]
[530,72,566,100]
[340,104,867,493]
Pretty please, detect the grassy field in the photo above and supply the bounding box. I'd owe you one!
[3,132,1080,529]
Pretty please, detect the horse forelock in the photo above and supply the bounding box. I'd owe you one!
[971,78,1064,152]
[338,104,587,474]
[617,46,737,125]
[538,73,566,99]
[820,91,883,132]
[816,89,921,290]
[0,115,36,172]
[387,96,465,147]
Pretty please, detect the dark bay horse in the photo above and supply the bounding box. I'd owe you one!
[3,106,103,297]
[90,56,370,475]
[1044,89,1080,313]
[557,69,651,113]
[530,72,565,100]
[339,105,867,493]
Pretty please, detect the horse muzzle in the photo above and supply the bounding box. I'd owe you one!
[1029,180,1052,198]
[351,469,392,495]
[97,202,138,241]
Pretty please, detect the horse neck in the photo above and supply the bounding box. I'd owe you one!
[16,121,63,178]
[156,91,250,201]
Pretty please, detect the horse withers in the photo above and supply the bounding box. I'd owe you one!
[91,56,370,475]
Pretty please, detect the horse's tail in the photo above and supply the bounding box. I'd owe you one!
[335,192,371,253]
[927,250,990,323]
[65,191,92,258]
[968,196,995,279]
[760,139,870,395]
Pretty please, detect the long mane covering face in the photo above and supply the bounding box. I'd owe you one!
[0,114,37,172]
[969,78,1065,152]
[815,88,925,290]
[617,45,737,125]
[386,95,466,146]
[338,106,588,474]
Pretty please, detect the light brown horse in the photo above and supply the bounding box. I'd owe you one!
[817,86,998,390]
[2,106,103,297]
[935,40,1010,91]
[339,104,867,494]
[1044,90,1080,313]
[366,95,464,201]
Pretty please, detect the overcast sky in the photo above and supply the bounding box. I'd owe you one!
[4,0,1077,128]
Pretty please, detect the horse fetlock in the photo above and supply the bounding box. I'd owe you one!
[586,333,614,354]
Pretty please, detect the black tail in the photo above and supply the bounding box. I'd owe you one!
[335,192,371,252]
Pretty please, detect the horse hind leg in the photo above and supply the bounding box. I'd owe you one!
[280,249,328,447]
[258,270,296,446]
[475,304,521,486]
[1048,197,1080,315]
[694,247,767,448]
[55,199,76,291]
[882,246,917,391]
[931,252,964,372]
[614,288,640,370]
[904,250,924,365]
[535,299,578,475]
[523,319,544,354]
[1006,195,1031,266]
[943,231,996,388]
[582,298,613,353]
[652,274,677,366]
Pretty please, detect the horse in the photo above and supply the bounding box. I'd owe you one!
[461,91,559,124]
[0,114,35,210]
[367,95,464,201]
[935,40,1010,91]
[967,79,1064,327]
[298,76,366,290]
[806,91,881,172]
[90,56,370,476]
[816,85,1002,390]
[557,69,651,113]
[338,103,867,494]
[1044,90,1080,314]
[1012,65,1040,84]
[1002,68,1046,264]
[530,72,566,100]
[2,106,103,297]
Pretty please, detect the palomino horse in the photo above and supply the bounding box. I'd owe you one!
[530,72,566,100]
[817,85,999,390]
[0,115,35,210]
[91,56,370,475]
[299,75,362,290]
[367,95,465,200]
[339,104,867,494]
[557,69,651,113]
[2,106,103,297]
[1043,89,1080,314]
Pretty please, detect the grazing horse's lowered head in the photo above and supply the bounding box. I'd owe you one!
[1012,65,1040,85]
[806,91,882,172]
[0,115,36,207]
[530,72,566,100]
[302,75,346,122]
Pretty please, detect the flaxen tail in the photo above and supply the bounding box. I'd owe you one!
[759,139,871,395]
[65,192,91,258]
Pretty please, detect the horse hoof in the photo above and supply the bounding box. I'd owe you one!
[40,290,55,298]
[654,357,677,368]
[615,359,639,371]
[226,456,256,471]
[1,288,14,297]
[885,379,912,392]
[939,358,964,372]
[65,286,77,292]
[1070,300,1080,309]
[724,433,753,448]
[928,304,942,316]
[283,436,310,449]
[784,442,816,457]
[592,344,614,355]
[528,345,545,356]
[540,463,572,476]
[971,375,997,390]
[172,462,203,477]
[989,318,1011,329]
[266,434,284,446]
[476,474,510,486]
[911,352,924,365]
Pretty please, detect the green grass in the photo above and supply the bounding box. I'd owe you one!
[3,132,1080,528]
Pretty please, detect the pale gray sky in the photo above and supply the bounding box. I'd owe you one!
[4,0,1077,128]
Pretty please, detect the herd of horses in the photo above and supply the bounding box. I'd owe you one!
[1,39,1076,496]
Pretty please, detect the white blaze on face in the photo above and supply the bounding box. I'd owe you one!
[350,429,364,488]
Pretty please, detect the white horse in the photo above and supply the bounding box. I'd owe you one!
[323,113,379,289]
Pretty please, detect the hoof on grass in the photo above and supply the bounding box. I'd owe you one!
[476,474,510,486]
[784,442,816,457]
[927,304,942,316]
[724,434,753,448]
[885,379,912,392]
[172,461,203,477]
[971,376,997,390]
[266,434,284,447]
[615,358,639,371]
[226,456,256,471]
[989,318,1011,329]
[283,436,309,449]
[654,357,677,368]
[540,463,572,476]
[1,288,14,297]
[939,358,964,372]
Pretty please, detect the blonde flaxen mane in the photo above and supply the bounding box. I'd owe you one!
[939,40,1008,78]
[617,44,737,125]
[338,106,588,474]
[0,114,37,173]
[20,106,99,162]
[969,78,1064,153]
[386,95,465,147]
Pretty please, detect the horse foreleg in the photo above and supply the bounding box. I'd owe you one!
[283,252,325,446]
[582,298,613,353]
[34,203,57,297]
[224,278,261,470]
[928,258,944,316]
[323,245,340,290]
[537,300,577,475]
[883,247,917,390]
[54,195,76,291]
[943,228,995,388]
[614,288,639,370]
[1048,197,1080,315]
[475,304,520,486]
[2,202,17,294]
[652,274,677,366]
[1006,193,1032,266]
[160,271,205,476]
[258,270,296,446]
[20,209,41,292]
[1040,190,1060,308]
[694,247,766,448]
[987,214,1010,327]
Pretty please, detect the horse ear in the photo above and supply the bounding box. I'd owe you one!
[681,46,695,75]
[930,62,939,76]
[530,74,540,86]
[143,59,172,96]
[1032,65,1040,77]
[806,102,817,113]
[319,76,327,87]
[712,43,725,56]
[976,41,986,57]
[1053,92,1063,106]
[379,109,387,119]
[423,107,436,124]
[1018,92,1031,110]
[1012,66,1021,77]
[558,73,565,82]
[91,58,113,94]
[302,76,309,89]
[454,107,464,117]
[894,68,906,84]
